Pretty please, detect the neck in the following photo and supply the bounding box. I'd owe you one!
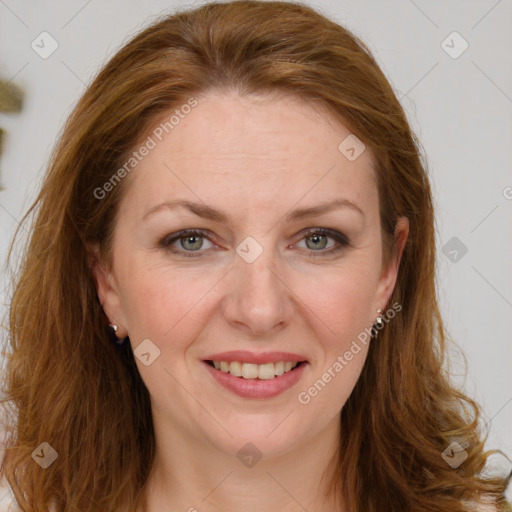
[139,414,345,512]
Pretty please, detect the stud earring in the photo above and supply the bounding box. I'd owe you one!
[375,309,384,328]
[372,309,384,339]
[108,323,128,347]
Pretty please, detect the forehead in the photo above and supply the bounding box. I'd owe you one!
[118,90,378,223]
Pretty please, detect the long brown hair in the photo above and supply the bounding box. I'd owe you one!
[1,1,510,511]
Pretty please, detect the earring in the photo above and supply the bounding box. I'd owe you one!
[375,309,384,328]
[373,309,384,339]
[109,323,128,347]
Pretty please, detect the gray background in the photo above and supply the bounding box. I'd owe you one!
[0,0,511,506]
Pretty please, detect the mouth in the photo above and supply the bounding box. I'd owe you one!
[202,358,309,399]
[204,359,306,380]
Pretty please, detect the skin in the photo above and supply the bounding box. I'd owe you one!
[91,89,409,512]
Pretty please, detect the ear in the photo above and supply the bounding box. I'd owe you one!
[87,243,129,338]
[373,216,409,313]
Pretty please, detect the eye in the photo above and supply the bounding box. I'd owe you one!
[295,228,349,257]
[159,229,215,257]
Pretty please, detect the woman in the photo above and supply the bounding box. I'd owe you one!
[1,1,510,511]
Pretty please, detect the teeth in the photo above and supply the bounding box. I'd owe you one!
[258,363,275,380]
[211,360,300,379]
[241,363,258,379]
[229,361,242,377]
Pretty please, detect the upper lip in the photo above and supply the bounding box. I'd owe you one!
[204,350,308,364]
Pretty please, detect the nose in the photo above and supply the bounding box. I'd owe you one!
[221,243,294,337]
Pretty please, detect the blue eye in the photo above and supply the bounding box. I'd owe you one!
[159,228,349,258]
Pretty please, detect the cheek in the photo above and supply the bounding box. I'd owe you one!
[118,262,220,342]
[292,260,378,343]
[295,269,374,413]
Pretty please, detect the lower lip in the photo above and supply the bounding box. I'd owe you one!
[203,361,308,399]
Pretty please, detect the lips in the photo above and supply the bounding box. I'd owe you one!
[202,350,309,399]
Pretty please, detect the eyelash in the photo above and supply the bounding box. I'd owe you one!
[158,228,350,258]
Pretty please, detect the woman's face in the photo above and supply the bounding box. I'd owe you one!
[93,90,408,458]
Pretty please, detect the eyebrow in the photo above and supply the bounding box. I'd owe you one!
[142,197,365,223]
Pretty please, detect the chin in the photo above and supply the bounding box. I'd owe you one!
[203,417,305,461]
